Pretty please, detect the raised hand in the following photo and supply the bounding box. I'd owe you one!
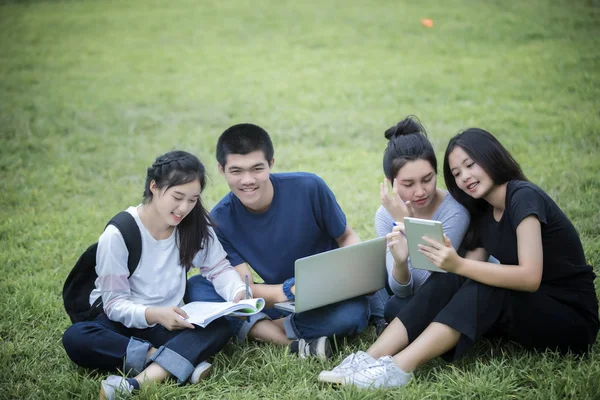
[418,234,462,273]
[145,306,195,331]
[380,178,415,222]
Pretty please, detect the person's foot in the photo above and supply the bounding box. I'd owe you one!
[289,336,332,360]
[318,351,378,384]
[189,361,212,384]
[99,375,134,400]
[343,356,412,389]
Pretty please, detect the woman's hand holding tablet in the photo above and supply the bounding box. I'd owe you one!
[404,217,449,273]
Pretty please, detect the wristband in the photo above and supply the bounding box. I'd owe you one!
[282,277,295,301]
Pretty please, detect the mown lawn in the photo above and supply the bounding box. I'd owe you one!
[1,0,599,399]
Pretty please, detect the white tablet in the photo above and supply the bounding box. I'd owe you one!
[403,217,447,273]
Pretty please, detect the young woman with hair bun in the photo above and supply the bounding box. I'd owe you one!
[323,115,471,383]
[369,116,470,329]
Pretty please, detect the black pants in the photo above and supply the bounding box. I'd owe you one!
[384,294,413,322]
[396,272,599,361]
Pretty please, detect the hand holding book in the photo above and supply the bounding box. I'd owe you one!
[180,298,266,328]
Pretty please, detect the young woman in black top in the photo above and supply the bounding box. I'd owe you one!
[325,128,598,389]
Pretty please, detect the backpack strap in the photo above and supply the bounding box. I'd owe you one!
[107,211,142,276]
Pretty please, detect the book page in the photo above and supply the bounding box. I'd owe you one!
[181,298,265,326]
[182,302,236,322]
[229,298,265,315]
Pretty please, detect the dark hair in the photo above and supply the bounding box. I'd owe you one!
[216,123,274,167]
[443,128,527,249]
[382,115,437,180]
[143,150,212,269]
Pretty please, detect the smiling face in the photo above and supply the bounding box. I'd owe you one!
[219,150,274,212]
[150,179,201,227]
[394,159,437,210]
[448,146,494,199]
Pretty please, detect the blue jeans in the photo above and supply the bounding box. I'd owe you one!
[185,275,370,342]
[368,287,391,321]
[62,313,231,383]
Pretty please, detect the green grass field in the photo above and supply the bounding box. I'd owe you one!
[1,0,599,398]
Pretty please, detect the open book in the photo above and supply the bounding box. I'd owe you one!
[180,298,265,328]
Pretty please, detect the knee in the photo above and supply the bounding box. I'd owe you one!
[384,295,413,322]
[62,323,95,366]
[184,275,220,303]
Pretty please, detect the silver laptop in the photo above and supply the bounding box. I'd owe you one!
[274,237,387,313]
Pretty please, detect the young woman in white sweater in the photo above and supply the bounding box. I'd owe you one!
[62,151,248,399]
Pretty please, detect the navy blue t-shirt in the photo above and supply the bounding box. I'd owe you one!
[210,172,347,284]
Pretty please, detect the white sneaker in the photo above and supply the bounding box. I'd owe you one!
[343,356,412,389]
[318,351,378,384]
[189,361,212,384]
[99,375,134,400]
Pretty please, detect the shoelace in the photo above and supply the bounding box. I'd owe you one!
[334,353,357,370]
[355,357,394,379]
[335,352,373,372]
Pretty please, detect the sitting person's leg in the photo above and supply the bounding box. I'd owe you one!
[383,295,413,322]
[285,295,370,340]
[138,316,232,384]
[80,314,233,399]
[342,279,514,389]
[498,285,598,354]
[246,310,292,345]
[368,288,390,334]
[319,272,466,384]
[186,274,291,345]
[185,273,228,303]
[62,313,152,375]
[381,278,597,379]
[368,272,467,359]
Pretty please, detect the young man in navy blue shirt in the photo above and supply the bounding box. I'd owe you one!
[185,123,371,358]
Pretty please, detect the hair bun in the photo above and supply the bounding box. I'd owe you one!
[384,125,398,140]
[384,115,427,140]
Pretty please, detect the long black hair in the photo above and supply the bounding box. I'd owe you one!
[143,150,212,269]
[382,115,437,180]
[443,128,527,248]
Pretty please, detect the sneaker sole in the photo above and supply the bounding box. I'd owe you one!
[190,361,212,384]
[318,370,345,384]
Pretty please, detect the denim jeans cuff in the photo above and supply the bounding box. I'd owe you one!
[124,337,151,376]
[235,311,271,342]
[146,346,194,384]
[283,314,299,340]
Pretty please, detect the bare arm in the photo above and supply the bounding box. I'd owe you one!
[336,225,360,248]
[233,263,288,307]
[231,225,360,308]
[420,216,543,292]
